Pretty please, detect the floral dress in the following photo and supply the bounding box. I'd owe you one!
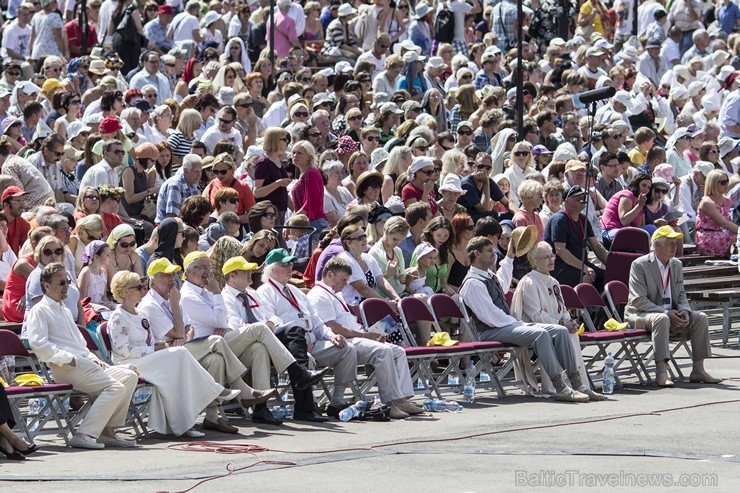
[695,197,734,256]
[31,11,64,59]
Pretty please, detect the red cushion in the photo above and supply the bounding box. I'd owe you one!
[579,331,629,342]
[431,342,478,354]
[33,383,73,393]
[621,329,648,337]
[4,385,34,396]
[404,346,439,356]
[472,341,509,350]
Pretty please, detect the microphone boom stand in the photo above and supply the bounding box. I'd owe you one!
[579,101,598,284]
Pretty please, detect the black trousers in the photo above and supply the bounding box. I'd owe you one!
[0,385,15,429]
[277,326,315,413]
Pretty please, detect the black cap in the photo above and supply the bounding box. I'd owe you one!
[563,185,586,200]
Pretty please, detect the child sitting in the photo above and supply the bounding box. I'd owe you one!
[77,240,116,309]
[405,242,437,297]
[285,213,312,260]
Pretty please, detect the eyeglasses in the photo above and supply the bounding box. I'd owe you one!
[43,248,64,256]
[476,164,493,171]
[236,102,253,108]
[309,132,321,137]
[365,136,379,142]
[212,168,230,175]
[226,197,238,204]
[653,188,669,194]
[349,234,367,241]
[264,212,276,219]
[55,279,73,287]
[293,112,309,118]
[84,195,99,200]
[118,241,136,248]
[279,136,290,142]
[719,179,730,185]
[419,169,435,176]
[513,151,530,157]
[219,118,234,124]
[458,130,472,136]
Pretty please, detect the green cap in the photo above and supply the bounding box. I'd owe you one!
[264,248,298,266]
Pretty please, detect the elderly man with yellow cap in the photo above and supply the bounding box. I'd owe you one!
[148,254,274,434]
[257,248,358,423]
[221,256,329,425]
[625,226,721,387]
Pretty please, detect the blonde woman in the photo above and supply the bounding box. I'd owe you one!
[254,127,291,225]
[290,140,328,233]
[503,141,536,207]
[440,149,467,183]
[167,109,203,165]
[69,214,105,275]
[695,170,737,256]
[381,145,412,203]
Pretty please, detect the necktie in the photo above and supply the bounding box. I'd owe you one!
[237,293,257,324]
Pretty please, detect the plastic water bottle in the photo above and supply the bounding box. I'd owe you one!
[285,405,294,419]
[132,386,153,405]
[422,399,463,412]
[27,398,47,432]
[480,371,491,383]
[415,378,425,389]
[462,362,476,403]
[602,352,615,395]
[272,406,287,420]
[338,401,367,422]
[447,373,460,386]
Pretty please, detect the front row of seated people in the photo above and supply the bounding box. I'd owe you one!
[23,224,720,448]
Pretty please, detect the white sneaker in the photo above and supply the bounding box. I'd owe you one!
[98,434,138,448]
[69,434,105,450]
[215,389,241,403]
[183,428,206,438]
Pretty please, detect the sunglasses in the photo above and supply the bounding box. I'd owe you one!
[294,112,309,118]
[7,71,20,77]
[507,136,517,142]
[43,248,64,256]
[309,132,322,137]
[419,169,435,176]
[365,136,380,142]
[165,63,176,68]
[460,75,472,79]
[719,179,730,185]
[130,283,148,291]
[279,136,290,142]
[112,150,126,155]
[476,164,493,171]
[458,130,472,136]
[236,102,253,108]
[415,146,428,151]
[513,151,530,157]
[653,188,669,194]
[360,78,371,83]
[118,241,136,248]
[219,118,234,124]
[264,212,276,219]
[348,115,363,121]
[226,197,239,204]
[84,195,99,200]
[54,279,73,287]
[350,234,367,241]
[212,168,230,175]
[46,66,61,73]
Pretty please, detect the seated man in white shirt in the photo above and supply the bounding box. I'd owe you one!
[257,249,358,423]
[459,237,591,402]
[307,257,425,419]
[220,257,329,425]
[26,263,139,449]
[138,258,276,434]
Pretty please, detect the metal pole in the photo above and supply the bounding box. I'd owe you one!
[632,0,638,36]
[269,0,275,67]
[79,0,89,56]
[516,0,524,138]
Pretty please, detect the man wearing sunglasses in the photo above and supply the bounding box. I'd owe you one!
[356,34,390,79]
[201,107,244,154]
[27,263,139,449]
[455,120,475,150]
[1,186,30,255]
[79,139,126,190]
[129,51,172,105]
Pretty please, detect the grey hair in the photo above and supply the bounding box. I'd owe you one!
[321,159,344,176]
[408,126,435,146]
[120,107,142,121]
[182,153,203,170]
[309,109,330,126]
[263,262,279,280]
[526,240,553,266]
[45,214,69,231]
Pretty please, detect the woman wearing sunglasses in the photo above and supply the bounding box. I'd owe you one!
[503,141,537,207]
[695,170,738,256]
[202,153,256,230]
[643,177,684,257]
[121,143,160,224]
[105,224,143,291]
[24,235,85,326]
[69,214,105,275]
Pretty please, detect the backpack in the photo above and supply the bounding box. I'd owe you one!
[115,5,141,44]
[434,2,455,44]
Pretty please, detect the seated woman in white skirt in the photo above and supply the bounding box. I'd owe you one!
[107,271,241,437]
[510,241,605,401]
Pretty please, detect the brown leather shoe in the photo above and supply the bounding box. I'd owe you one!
[656,374,675,387]
[240,388,278,408]
[203,418,239,434]
[689,372,723,384]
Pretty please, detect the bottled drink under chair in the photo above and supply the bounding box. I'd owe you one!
[602,352,615,395]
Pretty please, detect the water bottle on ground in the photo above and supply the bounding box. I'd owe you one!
[480,371,491,383]
[416,378,425,389]
[462,361,476,403]
[272,406,287,420]
[447,373,460,386]
[422,399,463,412]
[602,352,615,395]
[338,401,368,422]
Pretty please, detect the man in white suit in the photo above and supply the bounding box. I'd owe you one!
[625,226,721,387]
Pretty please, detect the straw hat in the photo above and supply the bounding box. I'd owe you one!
[511,225,538,257]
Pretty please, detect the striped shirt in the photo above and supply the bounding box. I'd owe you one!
[155,169,198,223]
[166,131,195,158]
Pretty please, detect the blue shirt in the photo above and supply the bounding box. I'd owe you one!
[718,2,740,35]
[155,169,197,223]
[143,19,174,52]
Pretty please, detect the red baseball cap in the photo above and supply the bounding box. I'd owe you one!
[1,185,29,203]
[99,116,123,134]
[157,5,174,15]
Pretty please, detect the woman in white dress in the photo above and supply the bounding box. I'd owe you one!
[107,271,241,437]
[510,242,605,401]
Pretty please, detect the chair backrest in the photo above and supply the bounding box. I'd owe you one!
[0,329,32,358]
[574,283,606,309]
[77,325,100,353]
[399,297,439,346]
[610,227,650,254]
[604,251,642,286]
[575,283,612,331]
[559,284,584,310]
[428,293,464,320]
[604,280,629,321]
[98,322,112,351]
[359,298,398,328]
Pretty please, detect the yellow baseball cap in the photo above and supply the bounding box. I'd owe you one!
[147,258,182,277]
[651,226,683,242]
[183,251,208,270]
[222,257,258,276]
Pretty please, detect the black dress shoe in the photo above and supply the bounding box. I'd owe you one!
[251,407,284,425]
[14,443,38,456]
[1,448,25,461]
[326,403,351,418]
[293,367,330,391]
[293,410,329,423]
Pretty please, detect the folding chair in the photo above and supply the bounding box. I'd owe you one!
[603,251,642,287]
[562,285,649,387]
[0,330,75,446]
[398,297,479,397]
[428,294,511,397]
[610,227,651,254]
[359,298,440,398]
[97,323,152,437]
